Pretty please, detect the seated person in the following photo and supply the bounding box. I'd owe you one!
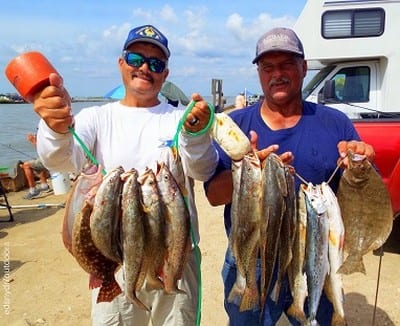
[21,133,52,199]
[21,159,52,199]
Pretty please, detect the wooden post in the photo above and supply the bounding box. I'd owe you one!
[211,79,223,111]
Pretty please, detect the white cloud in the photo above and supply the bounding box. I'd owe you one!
[226,12,297,42]
[160,5,178,23]
[0,1,306,96]
[132,8,152,21]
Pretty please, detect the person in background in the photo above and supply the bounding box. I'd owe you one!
[205,27,375,325]
[214,92,226,113]
[234,92,246,109]
[32,24,217,325]
[21,133,51,199]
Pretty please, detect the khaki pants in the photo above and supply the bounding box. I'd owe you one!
[91,250,200,326]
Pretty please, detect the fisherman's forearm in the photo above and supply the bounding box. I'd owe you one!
[205,169,233,206]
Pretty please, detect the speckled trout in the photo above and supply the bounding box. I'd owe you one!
[139,167,166,291]
[90,166,124,265]
[304,183,329,325]
[228,151,262,311]
[287,186,308,324]
[271,166,297,302]
[121,169,148,311]
[260,153,287,311]
[337,150,393,275]
[156,162,191,294]
[321,182,346,326]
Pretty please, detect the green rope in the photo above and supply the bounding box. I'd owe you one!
[68,126,106,175]
[172,100,215,149]
[171,100,215,326]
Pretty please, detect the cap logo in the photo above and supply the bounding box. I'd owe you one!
[136,26,162,41]
[262,33,291,49]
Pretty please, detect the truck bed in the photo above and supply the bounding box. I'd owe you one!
[353,119,400,182]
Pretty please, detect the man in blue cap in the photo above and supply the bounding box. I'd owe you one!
[32,24,217,325]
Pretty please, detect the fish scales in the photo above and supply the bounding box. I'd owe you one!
[271,166,297,302]
[159,146,187,197]
[321,182,346,326]
[121,169,149,311]
[90,166,124,265]
[260,153,287,311]
[139,167,166,290]
[287,186,308,323]
[228,152,262,312]
[337,150,393,275]
[304,184,330,325]
[227,157,242,304]
[156,162,191,294]
[71,200,121,303]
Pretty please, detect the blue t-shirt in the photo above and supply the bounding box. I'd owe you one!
[208,100,360,235]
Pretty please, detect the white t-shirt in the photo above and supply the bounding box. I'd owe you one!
[36,101,218,242]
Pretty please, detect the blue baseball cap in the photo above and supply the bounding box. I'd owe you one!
[252,27,304,64]
[123,25,170,58]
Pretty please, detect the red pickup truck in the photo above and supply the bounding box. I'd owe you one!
[354,121,400,219]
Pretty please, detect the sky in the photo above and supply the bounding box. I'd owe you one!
[0,0,307,98]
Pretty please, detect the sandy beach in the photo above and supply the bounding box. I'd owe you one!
[1,181,399,325]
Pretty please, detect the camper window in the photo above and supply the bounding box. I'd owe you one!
[319,66,370,103]
[322,8,385,38]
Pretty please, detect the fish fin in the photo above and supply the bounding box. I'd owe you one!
[305,317,319,326]
[286,304,306,323]
[239,284,259,312]
[270,281,282,303]
[227,283,244,306]
[338,254,366,275]
[331,312,346,326]
[96,280,122,303]
[162,263,187,294]
[88,274,103,289]
[162,275,186,295]
[126,292,151,311]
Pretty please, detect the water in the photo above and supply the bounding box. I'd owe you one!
[0,101,101,174]
[0,96,237,174]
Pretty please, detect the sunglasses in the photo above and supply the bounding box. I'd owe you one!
[123,51,167,73]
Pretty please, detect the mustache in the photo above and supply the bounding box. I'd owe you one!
[269,77,290,87]
[132,71,154,83]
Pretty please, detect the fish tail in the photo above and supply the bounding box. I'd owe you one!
[163,274,186,295]
[286,304,306,323]
[88,274,103,289]
[338,254,366,275]
[331,312,347,326]
[227,282,244,306]
[126,292,151,311]
[305,317,319,326]
[164,286,187,294]
[239,284,259,312]
[270,281,282,303]
[96,280,122,303]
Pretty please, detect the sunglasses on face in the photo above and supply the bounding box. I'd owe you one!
[123,51,167,73]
